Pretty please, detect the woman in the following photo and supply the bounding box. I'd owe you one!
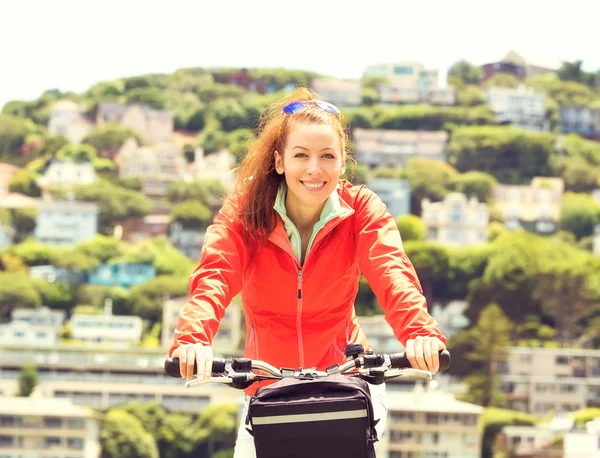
[169,87,446,455]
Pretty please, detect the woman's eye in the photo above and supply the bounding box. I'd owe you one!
[294,153,307,158]
[323,153,335,159]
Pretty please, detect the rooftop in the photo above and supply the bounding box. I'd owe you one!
[0,395,97,417]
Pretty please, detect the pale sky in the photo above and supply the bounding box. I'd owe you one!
[1,0,599,111]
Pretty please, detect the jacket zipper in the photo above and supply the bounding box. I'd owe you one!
[297,269,304,368]
[248,325,259,359]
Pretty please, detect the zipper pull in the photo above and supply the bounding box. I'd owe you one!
[297,269,303,299]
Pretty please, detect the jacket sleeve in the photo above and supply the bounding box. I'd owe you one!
[353,186,446,347]
[168,197,250,356]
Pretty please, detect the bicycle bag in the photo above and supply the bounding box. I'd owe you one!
[247,373,378,458]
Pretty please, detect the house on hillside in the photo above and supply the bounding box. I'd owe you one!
[421,193,489,246]
[353,128,448,168]
[47,100,93,144]
[34,199,99,246]
[559,106,600,139]
[494,177,564,235]
[118,139,186,198]
[486,85,548,131]
[95,102,173,144]
[88,263,156,289]
[481,50,562,80]
[367,178,411,217]
[37,160,97,192]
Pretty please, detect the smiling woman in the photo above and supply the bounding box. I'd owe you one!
[169,87,447,457]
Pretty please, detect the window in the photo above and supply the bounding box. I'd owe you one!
[68,438,84,450]
[44,417,62,428]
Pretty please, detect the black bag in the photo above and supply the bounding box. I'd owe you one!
[247,373,378,458]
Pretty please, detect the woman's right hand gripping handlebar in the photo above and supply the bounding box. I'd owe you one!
[171,343,213,381]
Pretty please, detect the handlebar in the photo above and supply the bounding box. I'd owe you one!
[164,350,451,383]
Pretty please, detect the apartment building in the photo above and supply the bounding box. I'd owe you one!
[34,200,99,246]
[564,417,600,458]
[384,383,483,458]
[364,62,439,102]
[486,85,548,131]
[0,343,239,413]
[421,193,489,247]
[311,77,362,107]
[70,312,143,345]
[0,395,101,458]
[499,347,600,415]
[353,128,448,169]
[481,50,561,80]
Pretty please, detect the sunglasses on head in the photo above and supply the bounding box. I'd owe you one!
[283,100,341,115]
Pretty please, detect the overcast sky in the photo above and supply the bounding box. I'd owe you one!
[1,0,599,110]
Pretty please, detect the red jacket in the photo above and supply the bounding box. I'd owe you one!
[170,181,446,394]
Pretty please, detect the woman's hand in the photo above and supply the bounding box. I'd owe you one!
[171,343,213,381]
[405,336,446,374]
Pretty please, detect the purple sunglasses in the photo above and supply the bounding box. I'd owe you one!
[283,100,341,115]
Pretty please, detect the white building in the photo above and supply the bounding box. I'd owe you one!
[162,296,242,354]
[189,148,236,190]
[37,161,97,190]
[564,417,600,458]
[384,383,483,458]
[47,100,93,144]
[421,193,489,247]
[169,222,206,260]
[34,200,99,246]
[486,85,548,131]
[0,395,101,458]
[311,77,362,107]
[594,225,600,257]
[367,179,411,218]
[71,312,143,345]
[0,306,67,346]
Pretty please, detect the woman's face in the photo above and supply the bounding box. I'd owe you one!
[274,122,345,214]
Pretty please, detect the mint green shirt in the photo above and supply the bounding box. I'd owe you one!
[273,184,349,264]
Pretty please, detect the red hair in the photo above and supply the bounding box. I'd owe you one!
[234,87,350,244]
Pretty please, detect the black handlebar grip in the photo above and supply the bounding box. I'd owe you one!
[389,350,451,372]
[164,358,227,378]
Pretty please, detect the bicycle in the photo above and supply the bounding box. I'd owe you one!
[165,343,451,458]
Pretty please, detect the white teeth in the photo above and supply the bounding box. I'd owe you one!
[302,182,325,189]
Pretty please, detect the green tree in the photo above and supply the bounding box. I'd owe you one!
[127,276,189,323]
[559,192,600,240]
[72,181,152,234]
[557,59,585,83]
[526,73,595,107]
[404,158,460,214]
[395,215,425,242]
[0,114,29,162]
[125,87,166,110]
[82,123,145,157]
[551,156,600,193]
[166,180,227,211]
[17,363,38,397]
[100,409,159,458]
[483,73,520,88]
[191,403,238,457]
[212,98,249,132]
[55,143,97,162]
[228,128,255,164]
[449,171,498,203]
[448,126,555,183]
[8,169,41,197]
[461,304,513,408]
[31,278,75,311]
[456,85,486,106]
[11,208,38,241]
[532,257,600,343]
[170,201,213,229]
[0,273,42,319]
[403,241,450,304]
[7,239,59,266]
[199,126,230,154]
[447,60,483,86]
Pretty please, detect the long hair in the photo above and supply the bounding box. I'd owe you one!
[234,87,350,244]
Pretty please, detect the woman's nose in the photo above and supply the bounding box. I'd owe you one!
[307,159,321,175]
